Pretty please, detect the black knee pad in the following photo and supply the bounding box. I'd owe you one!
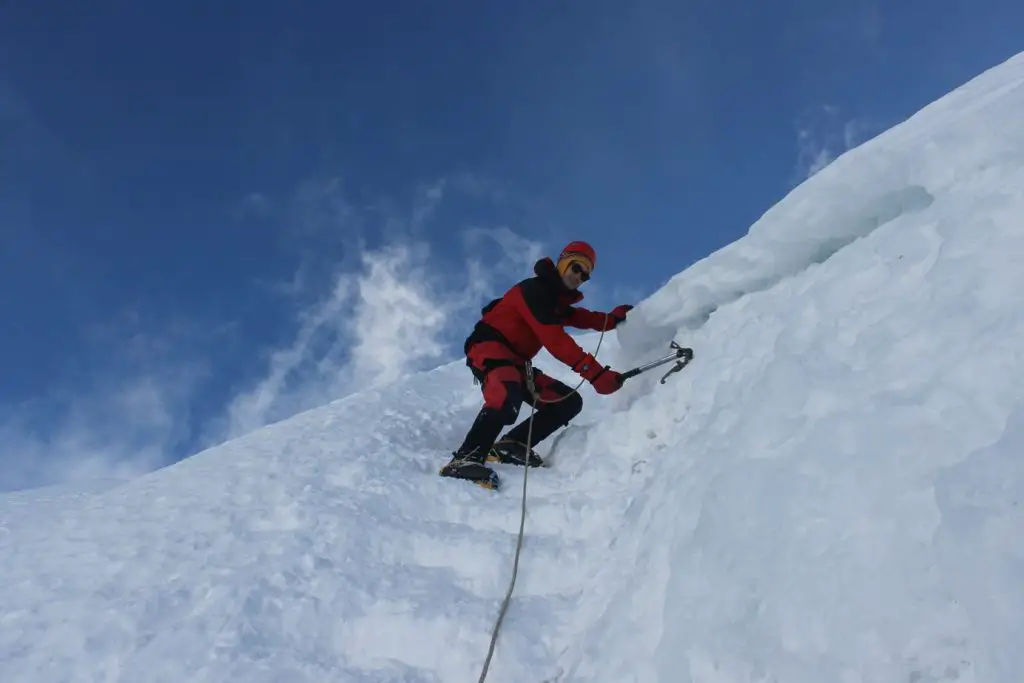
[497,381,525,424]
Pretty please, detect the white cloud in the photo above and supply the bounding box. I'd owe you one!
[218,241,462,440]
[1,171,549,493]
[794,105,867,181]
[0,355,201,493]
[462,225,546,279]
[344,243,449,387]
[0,307,226,493]
[216,273,353,438]
[843,119,865,150]
[213,178,546,443]
[410,178,447,233]
[802,143,836,178]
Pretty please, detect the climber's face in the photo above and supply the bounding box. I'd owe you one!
[561,260,590,290]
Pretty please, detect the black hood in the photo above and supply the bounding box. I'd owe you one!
[534,256,559,279]
[533,257,584,303]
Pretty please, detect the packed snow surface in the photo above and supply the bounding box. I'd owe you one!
[4,53,1024,683]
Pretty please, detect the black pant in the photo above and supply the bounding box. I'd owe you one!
[456,365,583,457]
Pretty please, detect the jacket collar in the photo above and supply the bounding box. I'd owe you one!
[534,257,584,304]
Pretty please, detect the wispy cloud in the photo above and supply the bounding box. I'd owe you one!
[2,169,545,492]
[211,175,545,441]
[215,241,454,438]
[0,378,181,493]
[462,225,546,280]
[794,105,868,181]
[0,321,210,493]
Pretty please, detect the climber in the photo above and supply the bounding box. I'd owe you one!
[440,240,633,489]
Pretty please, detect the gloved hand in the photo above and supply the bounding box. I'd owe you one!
[602,304,633,330]
[573,353,625,395]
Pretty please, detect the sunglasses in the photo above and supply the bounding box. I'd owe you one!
[570,262,591,281]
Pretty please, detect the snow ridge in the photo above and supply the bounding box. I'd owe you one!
[0,367,650,683]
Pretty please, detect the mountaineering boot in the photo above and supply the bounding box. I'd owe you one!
[439,448,500,490]
[488,438,545,468]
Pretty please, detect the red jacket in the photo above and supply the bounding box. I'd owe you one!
[464,257,615,369]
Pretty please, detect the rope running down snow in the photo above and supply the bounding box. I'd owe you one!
[477,316,610,683]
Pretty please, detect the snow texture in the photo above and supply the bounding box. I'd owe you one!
[3,52,1024,683]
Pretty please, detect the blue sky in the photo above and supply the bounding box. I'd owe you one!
[2,0,1021,491]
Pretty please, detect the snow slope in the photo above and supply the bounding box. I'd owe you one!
[3,52,1024,683]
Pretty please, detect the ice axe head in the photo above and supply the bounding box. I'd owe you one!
[659,342,693,384]
[621,341,694,383]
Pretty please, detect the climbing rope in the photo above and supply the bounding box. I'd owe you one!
[476,315,610,683]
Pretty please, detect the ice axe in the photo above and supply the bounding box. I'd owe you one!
[621,341,694,384]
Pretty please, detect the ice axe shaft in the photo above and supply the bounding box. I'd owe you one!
[621,341,694,384]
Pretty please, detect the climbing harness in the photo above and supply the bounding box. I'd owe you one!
[476,317,694,683]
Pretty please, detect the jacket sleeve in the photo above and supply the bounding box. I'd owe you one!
[513,282,588,368]
[564,306,611,331]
